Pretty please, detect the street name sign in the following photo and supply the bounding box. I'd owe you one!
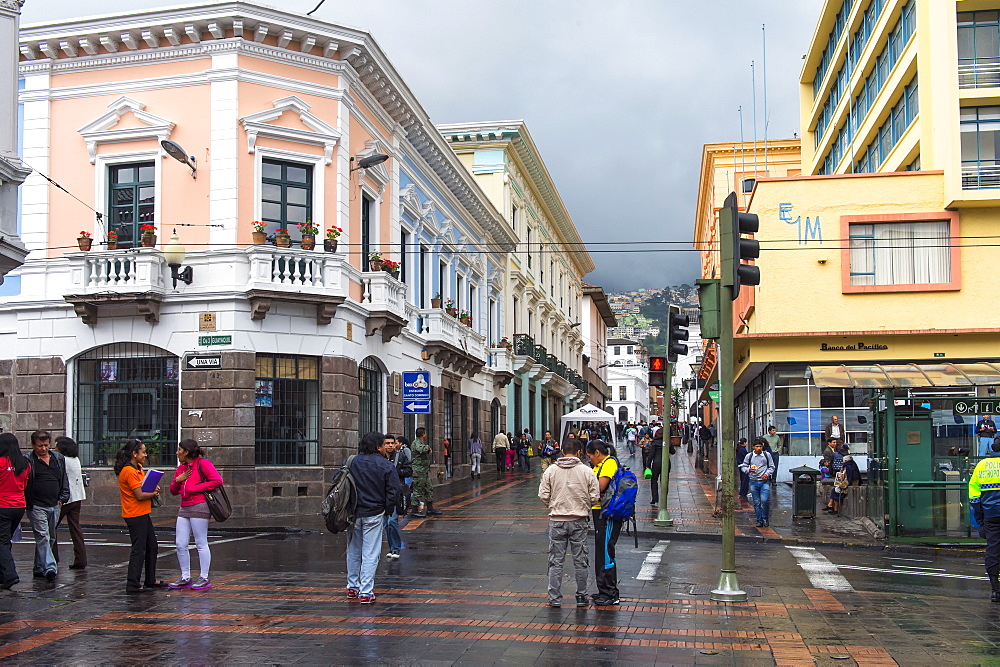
[953,399,1000,415]
[403,400,431,414]
[199,334,232,346]
[402,371,431,400]
[186,354,222,370]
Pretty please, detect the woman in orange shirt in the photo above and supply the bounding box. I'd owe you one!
[0,433,30,590]
[114,439,163,595]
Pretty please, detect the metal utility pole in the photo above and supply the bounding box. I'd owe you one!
[654,359,674,527]
[710,192,758,604]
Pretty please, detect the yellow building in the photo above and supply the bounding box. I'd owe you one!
[696,1,1000,512]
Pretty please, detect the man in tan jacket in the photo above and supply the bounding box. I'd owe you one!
[538,438,600,607]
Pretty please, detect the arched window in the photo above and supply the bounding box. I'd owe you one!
[358,357,384,436]
[618,407,629,423]
[74,342,179,467]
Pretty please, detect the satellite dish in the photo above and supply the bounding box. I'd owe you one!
[160,139,197,178]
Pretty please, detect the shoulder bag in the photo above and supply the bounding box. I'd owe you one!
[197,458,232,522]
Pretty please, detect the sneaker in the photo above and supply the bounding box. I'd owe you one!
[548,599,561,607]
[763,519,769,527]
[45,571,56,582]
[359,593,376,604]
[576,594,589,607]
[592,596,620,606]
[168,578,192,590]
[346,588,359,599]
[189,576,212,590]
[991,590,1000,603]
[756,521,764,527]
[386,551,400,560]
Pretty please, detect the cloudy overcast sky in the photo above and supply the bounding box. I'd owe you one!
[22,0,824,292]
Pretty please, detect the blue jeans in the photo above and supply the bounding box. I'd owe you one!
[28,505,58,576]
[749,480,771,524]
[383,509,401,553]
[347,514,384,595]
[982,437,996,457]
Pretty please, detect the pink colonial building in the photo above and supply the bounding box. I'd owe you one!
[7,2,522,517]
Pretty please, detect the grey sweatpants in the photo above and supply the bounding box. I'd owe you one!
[547,517,590,602]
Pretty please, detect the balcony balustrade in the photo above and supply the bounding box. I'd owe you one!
[419,308,486,376]
[361,270,408,341]
[64,249,168,324]
[487,346,515,388]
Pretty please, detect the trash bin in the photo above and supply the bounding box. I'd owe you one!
[790,465,821,519]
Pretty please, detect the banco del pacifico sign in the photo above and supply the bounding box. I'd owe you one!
[820,342,889,352]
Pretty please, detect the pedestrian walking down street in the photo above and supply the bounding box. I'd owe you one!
[506,433,516,470]
[539,431,559,472]
[735,438,750,499]
[384,435,410,559]
[517,433,531,472]
[410,427,440,517]
[397,436,413,514]
[587,441,622,605]
[345,432,399,604]
[468,432,483,479]
[970,439,1000,602]
[54,437,87,570]
[538,437,600,608]
[26,430,69,582]
[442,438,452,479]
[0,433,30,590]
[648,426,665,507]
[493,431,509,474]
[115,440,164,595]
[762,425,783,484]
[168,439,223,591]
[740,439,775,527]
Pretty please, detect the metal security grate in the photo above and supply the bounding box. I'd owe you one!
[74,343,179,467]
[255,355,319,465]
[358,357,383,438]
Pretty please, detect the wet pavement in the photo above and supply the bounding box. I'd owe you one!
[0,451,997,664]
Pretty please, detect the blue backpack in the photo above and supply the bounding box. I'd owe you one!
[600,457,638,521]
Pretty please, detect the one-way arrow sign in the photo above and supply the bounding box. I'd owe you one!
[402,400,431,414]
[186,354,222,369]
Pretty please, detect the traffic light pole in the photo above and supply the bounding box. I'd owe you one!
[653,360,673,527]
[711,192,748,603]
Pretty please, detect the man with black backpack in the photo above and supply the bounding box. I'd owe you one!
[344,432,398,604]
[26,430,69,581]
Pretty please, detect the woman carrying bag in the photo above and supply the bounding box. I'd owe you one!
[54,436,87,570]
[168,439,223,591]
[114,439,163,595]
[0,433,30,590]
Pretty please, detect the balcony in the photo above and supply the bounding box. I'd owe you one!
[361,270,408,342]
[245,247,349,325]
[64,249,168,324]
[962,163,1000,190]
[487,346,515,388]
[419,309,487,377]
[959,61,1000,89]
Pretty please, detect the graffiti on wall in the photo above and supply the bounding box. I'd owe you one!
[779,203,822,245]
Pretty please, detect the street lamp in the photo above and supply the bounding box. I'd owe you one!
[164,229,193,289]
[349,153,389,172]
[160,139,197,179]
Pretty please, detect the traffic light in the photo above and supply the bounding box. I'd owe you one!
[649,356,667,387]
[721,191,760,300]
[667,304,689,363]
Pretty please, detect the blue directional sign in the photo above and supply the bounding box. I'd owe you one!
[403,400,431,414]
[402,371,431,400]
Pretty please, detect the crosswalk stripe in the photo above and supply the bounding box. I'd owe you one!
[785,546,854,592]
[636,540,669,581]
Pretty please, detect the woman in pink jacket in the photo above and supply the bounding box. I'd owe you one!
[167,440,223,591]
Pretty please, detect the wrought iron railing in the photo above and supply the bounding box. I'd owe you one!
[513,333,535,357]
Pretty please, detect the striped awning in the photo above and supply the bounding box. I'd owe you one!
[808,363,1000,388]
